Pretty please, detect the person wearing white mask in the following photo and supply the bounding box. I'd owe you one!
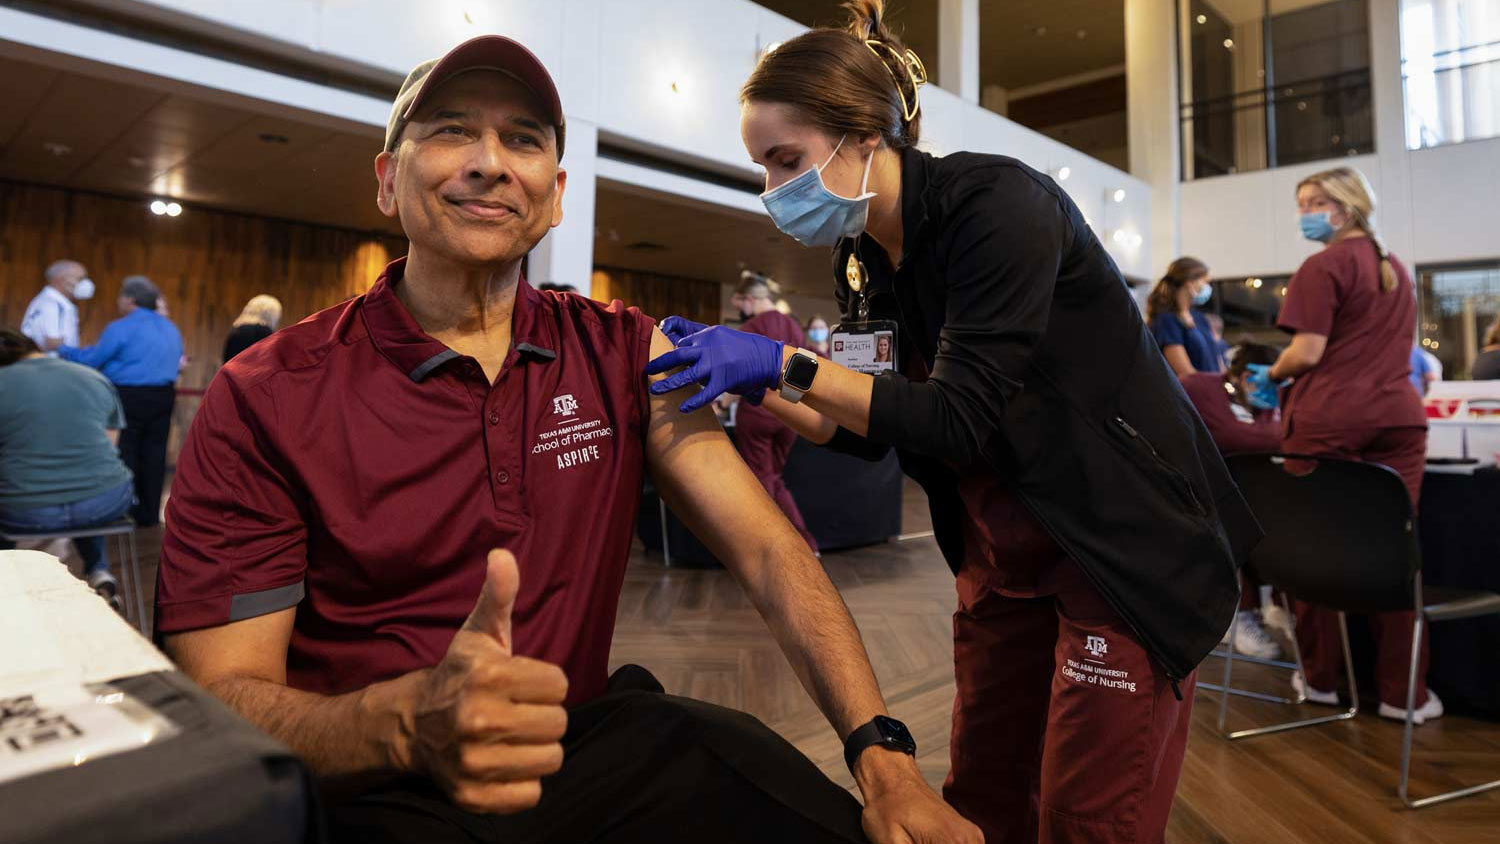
[20,259,94,353]
[646,2,1258,841]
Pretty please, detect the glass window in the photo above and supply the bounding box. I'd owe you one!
[1214,276,1293,346]
[1416,263,1500,379]
[1179,0,1374,180]
[1401,0,1500,149]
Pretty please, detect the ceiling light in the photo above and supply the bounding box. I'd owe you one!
[165,202,183,217]
[1056,166,1071,181]
[1112,229,1128,245]
[1112,188,1126,203]
[1224,38,1235,49]
[1197,14,1207,24]
[1432,341,1440,349]
[149,200,167,215]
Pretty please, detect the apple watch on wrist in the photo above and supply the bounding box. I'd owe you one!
[779,348,819,404]
[843,715,917,775]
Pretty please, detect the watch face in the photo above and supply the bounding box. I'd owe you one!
[875,716,916,752]
[784,353,819,391]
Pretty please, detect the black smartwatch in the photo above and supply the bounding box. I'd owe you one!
[843,715,917,774]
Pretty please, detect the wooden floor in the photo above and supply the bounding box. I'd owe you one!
[34,480,1500,844]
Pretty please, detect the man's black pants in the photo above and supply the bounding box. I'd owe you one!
[326,666,867,844]
[116,385,175,527]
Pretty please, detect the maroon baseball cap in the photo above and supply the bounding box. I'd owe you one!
[384,35,566,159]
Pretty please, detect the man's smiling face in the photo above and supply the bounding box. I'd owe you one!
[376,70,565,267]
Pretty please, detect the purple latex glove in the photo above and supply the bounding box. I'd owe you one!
[645,325,784,413]
[659,316,708,346]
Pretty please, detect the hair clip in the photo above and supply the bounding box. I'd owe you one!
[864,40,927,122]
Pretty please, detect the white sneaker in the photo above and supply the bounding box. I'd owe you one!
[1261,603,1294,639]
[1229,611,1282,659]
[1379,690,1445,725]
[1291,671,1340,705]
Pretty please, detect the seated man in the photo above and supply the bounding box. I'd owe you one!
[1179,342,1284,658]
[156,36,978,844]
[0,327,134,604]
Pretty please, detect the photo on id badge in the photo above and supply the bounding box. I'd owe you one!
[831,322,898,375]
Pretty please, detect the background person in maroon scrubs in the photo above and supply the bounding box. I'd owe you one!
[156,35,978,844]
[1180,342,1284,660]
[1268,165,1439,724]
[731,275,819,552]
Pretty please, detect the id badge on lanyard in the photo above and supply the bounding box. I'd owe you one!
[830,252,900,375]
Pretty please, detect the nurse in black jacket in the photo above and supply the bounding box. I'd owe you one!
[648,4,1259,843]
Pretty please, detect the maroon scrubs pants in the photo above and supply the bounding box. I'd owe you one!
[734,405,818,552]
[944,520,1194,844]
[1281,424,1430,706]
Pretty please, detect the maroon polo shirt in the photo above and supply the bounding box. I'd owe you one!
[1277,238,1425,434]
[157,259,655,707]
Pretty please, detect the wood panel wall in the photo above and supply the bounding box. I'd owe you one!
[591,266,720,327]
[0,180,407,461]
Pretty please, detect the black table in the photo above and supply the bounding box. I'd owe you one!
[1419,468,1500,719]
[638,436,904,567]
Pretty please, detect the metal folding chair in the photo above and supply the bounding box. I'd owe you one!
[1224,453,1500,808]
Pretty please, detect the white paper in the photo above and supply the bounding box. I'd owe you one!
[0,551,173,700]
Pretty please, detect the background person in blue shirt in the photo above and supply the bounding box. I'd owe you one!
[60,275,182,527]
[1146,256,1225,377]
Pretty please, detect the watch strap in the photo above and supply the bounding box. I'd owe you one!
[843,716,915,774]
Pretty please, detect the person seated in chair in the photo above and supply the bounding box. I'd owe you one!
[1180,342,1286,659]
[155,36,978,844]
[0,327,134,606]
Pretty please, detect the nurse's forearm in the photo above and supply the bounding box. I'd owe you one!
[780,346,876,438]
[757,392,837,444]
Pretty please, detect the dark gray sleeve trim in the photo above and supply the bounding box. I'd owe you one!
[228,581,305,622]
[408,349,460,382]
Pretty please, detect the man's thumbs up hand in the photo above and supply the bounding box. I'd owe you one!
[461,549,520,652]
[407,548,569,814]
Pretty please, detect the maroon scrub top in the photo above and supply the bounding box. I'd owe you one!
[1277,237,1425,435]
[1179,372,1281,456]
[158,259,655,706]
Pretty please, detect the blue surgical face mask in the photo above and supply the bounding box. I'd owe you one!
[760,135,875,248]
[807,327,829,344]
[1191,284,1213,307]
[1300,212,1335,243]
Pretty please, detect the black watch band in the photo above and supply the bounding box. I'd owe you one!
[843,715,917,775]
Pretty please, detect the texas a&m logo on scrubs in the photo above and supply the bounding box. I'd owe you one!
[1085,636,1109,658]
[552,393,579,417]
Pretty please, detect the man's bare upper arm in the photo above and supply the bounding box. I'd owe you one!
[165,607,295,688]
[643,328,805,567]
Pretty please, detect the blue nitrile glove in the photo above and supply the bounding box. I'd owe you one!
[659,316,708,346]
[645,325,784,414]
[1245,363,1282,411]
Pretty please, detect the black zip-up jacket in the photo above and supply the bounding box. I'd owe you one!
[827,147,1262,684]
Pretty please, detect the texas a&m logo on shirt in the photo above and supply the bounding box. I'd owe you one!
[552,393,579,417]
